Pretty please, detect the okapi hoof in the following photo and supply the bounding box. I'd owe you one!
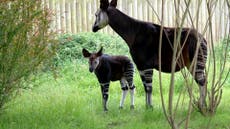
[130,105,134,110]
[198,102,207,113]
[146,105,153,110]
[104,108,108,112]
[119,106,123,110]
[198,98,207,109]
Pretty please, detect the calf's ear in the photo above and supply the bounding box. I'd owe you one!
[97,47,103,57]
[82,48,91,58]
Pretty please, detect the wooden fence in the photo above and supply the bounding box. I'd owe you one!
[44,0,229,42]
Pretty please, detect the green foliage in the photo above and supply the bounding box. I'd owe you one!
[55,32,129,65]
[0,0,57,110]
[214,37,230,60]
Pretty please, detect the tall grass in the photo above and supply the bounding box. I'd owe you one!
[0,54,229,129]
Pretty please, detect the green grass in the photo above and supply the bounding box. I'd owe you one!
[0,60,229,129]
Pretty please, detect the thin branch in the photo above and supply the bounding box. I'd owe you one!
[145,0,161,23]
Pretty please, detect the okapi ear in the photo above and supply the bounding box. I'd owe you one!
[82,48,91,58]
[110,0,117,7]
[97,47,103,57]
[100,0,109,10]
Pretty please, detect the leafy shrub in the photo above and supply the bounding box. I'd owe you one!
[0,0,57,110]
[215,37,230,60]
[55,32,129,65]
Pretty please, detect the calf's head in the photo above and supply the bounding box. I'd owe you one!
[82,47,103,73]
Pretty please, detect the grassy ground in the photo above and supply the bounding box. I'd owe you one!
[0,60,229,129]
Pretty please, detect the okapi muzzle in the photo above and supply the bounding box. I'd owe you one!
[89,57,100,73]
[92,9,109,32]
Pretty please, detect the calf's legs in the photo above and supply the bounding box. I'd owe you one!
[100,82,110,111]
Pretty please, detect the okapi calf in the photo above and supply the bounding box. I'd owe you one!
[82,47,135,111]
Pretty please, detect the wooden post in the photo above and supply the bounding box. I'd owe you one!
[76,1,82,32]
[60,0,66,33]
[55,1,61,33]
[70,0,76,33]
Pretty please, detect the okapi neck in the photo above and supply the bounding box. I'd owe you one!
[107,7,139,47]
[95,56,103,71]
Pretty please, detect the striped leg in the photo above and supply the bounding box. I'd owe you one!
[119,78,128,109]
[124,62,135,109]
[129,86,135,109]
[139,69,153,108]
[193,41,207,108]
[100,82,110,111]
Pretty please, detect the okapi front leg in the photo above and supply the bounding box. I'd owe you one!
[100,82,110,111]
[139,69,153,108]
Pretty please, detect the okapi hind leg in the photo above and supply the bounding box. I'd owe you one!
[139,69,153,109]
[196,41,208,109]
[195,70,207,109]
[119,78,128,109]
[190,42,208,110]
[124,62,135,109]
[129,85,135,110]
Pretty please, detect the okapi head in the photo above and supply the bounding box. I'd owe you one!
[82,47,103,72]
[92,0,117,32]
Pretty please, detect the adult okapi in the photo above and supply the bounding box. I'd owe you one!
[92,0,208,109]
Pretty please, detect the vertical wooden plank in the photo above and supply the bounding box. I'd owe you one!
[60,0,66,33]
[164,0,167,26]
[224,1,229,38]
[128,2,132,18]
[143,1,147,21]
[87,2,91,32]
[219,0,223,39]
[81,1,86,32]
[75,0,79,33]
[82,0,85,32]
[48,0,55,32]
[55,1,61,33]
[168,0,172,26]
[70,0,76,33]
[76,1,82,32]
[221,1,227,39]
[133,0,137,19]
[65,2,71,33]
[53,0,58,32]
[138,1,143,20]
[152,0,158,23]
[150,0,154,22]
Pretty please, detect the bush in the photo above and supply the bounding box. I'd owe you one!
[55,32,129,65]
[215,38,230,60]
[0,0,57,110]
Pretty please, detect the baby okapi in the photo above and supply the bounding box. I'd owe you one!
[82,47,135,111]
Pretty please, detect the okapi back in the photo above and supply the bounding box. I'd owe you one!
[95,55,133,82]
